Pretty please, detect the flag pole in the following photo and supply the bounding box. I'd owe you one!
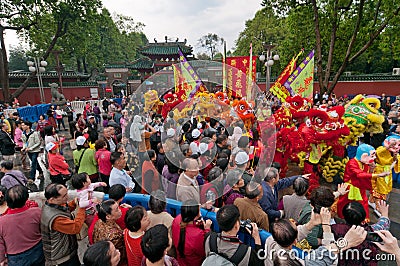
[246,42,253,100]
[222,41,227,93]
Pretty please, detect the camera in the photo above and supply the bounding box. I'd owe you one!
[239,219,253,233]
[313,204,322,214]
[195,218,205,230]
[366,232,383,243]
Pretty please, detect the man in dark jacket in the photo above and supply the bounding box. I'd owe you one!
[0,122,16,162]
[86,116,99,143]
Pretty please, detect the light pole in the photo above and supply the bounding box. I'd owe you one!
[259,43,279,91]
[27,57,47,103]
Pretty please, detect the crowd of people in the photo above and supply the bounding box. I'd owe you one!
[0,91,399,266]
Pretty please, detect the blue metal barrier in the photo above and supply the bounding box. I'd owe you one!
[112,98,123,105]
[17,106,38,123]
[36,104,51,117]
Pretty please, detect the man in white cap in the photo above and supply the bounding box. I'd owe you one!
[234,151,254,191]
[189,129,201,154]
[163,128,178,153]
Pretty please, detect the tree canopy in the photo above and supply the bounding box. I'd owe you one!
[1,0,148,101]
[197,33,224,60]
[234,0,400,94]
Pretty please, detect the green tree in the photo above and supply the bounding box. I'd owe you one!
[196,53,211,60]
[198,33,224,60]
[8,46,28,71]
[2,0,102,101]
[234,8,286,75]
[261,0,400,95]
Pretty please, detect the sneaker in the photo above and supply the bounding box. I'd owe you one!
[368,201,376,210]
[374,209,382,217]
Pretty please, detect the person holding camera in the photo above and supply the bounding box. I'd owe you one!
[331,200,390,266]
[204,204,264,266]
[171,199,212,266]
[234,181,269,231]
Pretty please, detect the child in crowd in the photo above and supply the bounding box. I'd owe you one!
[124,206,151,266]
[71,172,107,225]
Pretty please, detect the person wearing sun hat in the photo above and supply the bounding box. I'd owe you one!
[73,135,99,181]
[47,142,71,185]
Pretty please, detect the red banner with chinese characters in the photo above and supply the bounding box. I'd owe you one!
[226,56,256,99]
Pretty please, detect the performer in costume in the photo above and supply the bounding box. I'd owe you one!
[337,144,390,222]
[369,135,400,215]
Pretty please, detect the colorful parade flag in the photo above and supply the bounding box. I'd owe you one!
[269,50,303,102]
[222,41,227,94]
[284,50,314,99]
[174,48,205,100]
[246,43,254,100]
[226,56,256,99]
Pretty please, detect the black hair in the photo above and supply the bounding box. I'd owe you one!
[110,152,123,165]
[166,156,180,174]
[0,185,6,205]
[83,240,112,266]
[342,201,366,226]
[109,184,126,202]
[237,136,249,149]
[149,190,167,214]
[216,158,229,172]
[220,148,231,158]
[245,181,261,199]
[96,199,117,222]
[271,219,298,248]
[309,186,335,208]
[178,199,200,258]
[217,205,240,232]
[146,149,156,161]
[0,160,13,170]
[44,125,54,136]
[71,173,88,190]
[141,224,170,263]
[125,205,146,232]
[272,162,281,172]
[5,185,29,209]
[22,120,32,128]
[293,177,309,196]
[116,143,125,153]
[216,134,227,144]
[44,183,65,200]
[207,167,222,182]
[157,142,163,152]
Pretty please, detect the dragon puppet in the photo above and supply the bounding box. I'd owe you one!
[232,99,256,130]
[268,94,384,193]
[144,90,163,114]
[272,95,312,129]
[161,91,182,118]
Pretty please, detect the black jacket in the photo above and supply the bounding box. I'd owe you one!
[0,130,16,155]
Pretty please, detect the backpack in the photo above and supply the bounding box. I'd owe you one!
[202,232,248,266]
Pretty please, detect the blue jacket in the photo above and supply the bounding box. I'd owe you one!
[259,175,299,221]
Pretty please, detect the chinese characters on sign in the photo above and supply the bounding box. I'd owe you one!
[226,56,256,99]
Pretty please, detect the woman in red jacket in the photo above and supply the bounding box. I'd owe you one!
[172,199,212,266]
[46,142,71,185]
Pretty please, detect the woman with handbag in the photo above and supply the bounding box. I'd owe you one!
[46,142,71,185]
